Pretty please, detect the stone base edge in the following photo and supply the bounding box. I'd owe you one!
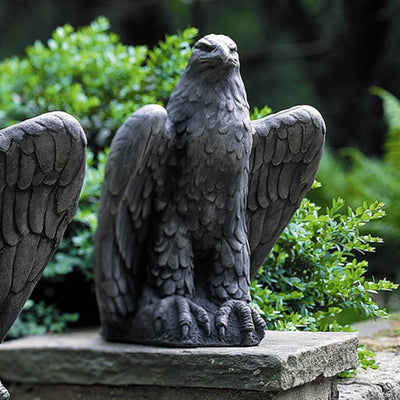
[7,377,338,400]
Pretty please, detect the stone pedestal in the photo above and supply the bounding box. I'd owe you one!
[0,330,358,400]
[339,352,400,400]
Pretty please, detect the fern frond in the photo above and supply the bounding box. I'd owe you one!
[371,86,400,166]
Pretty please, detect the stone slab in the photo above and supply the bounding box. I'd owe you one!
[338,382,384,400]
[6,377,337,400]
[0,330,358,393]
[338,352,400,400]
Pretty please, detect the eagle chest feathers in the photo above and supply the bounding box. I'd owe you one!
[178,98,252,176]
[168,82,253,233]
[94,33,326,347]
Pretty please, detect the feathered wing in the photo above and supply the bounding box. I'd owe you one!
[0,112,86,342]
[94,105,173,337]
[247,105,326,277]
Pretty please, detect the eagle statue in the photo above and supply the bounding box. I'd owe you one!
[94,34,325,347]
[0,112,86,399]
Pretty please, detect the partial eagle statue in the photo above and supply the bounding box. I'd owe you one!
[0,112,86,400]
[94,34,325,347]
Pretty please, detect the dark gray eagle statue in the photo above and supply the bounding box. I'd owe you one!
[0,112,86,399]
[94,34,325,347]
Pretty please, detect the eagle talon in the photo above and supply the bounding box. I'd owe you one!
[180,322,190,338]
[155,295,210,340]
[217,325,226,339]
[215,300,266,344]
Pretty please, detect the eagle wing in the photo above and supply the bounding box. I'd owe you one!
[94,105,173,335]
[247,105,326,277]
[0,112,86,342]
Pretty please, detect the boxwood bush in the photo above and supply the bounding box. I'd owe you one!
[309,88,400,281]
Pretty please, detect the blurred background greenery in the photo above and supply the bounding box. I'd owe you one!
[2,0,400,152]
[1,0,400,337]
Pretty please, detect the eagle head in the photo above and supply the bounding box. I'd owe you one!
[167,33,248,121]
[187,34,240,78]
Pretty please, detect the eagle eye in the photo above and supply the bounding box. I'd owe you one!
[196,42,214,52]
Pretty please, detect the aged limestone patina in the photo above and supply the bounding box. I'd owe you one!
[0,112,87,399]
[94,34,326,347]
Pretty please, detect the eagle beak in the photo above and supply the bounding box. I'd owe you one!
[213,44,232,64]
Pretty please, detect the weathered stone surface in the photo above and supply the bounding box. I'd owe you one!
[7,378,337,400]
[338,383,384,400]
[338,353,400,400]
[0,330,357,394]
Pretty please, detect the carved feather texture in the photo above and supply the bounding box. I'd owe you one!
[248,106,326,276]
[94,105,175,324]
[94,34,325,344]
[0,112,86,342]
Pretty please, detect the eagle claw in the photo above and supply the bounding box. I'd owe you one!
[216,300,266,345]
[154,295,211,339]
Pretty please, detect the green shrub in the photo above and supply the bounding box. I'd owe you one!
[252,195,390,331]
[309,88,400,278]
[0,16,197,149]
[251,190,397,371]
[8,300,78,338]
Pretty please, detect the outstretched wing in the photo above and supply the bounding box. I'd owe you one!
[247,105,326,277]
[0,112,86,342]
[94,105,173,338]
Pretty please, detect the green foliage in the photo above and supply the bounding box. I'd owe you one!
[250,105,272,120]
[7,300,78,339]
[1,18,197,337]
[356,346,379,371]
[371,87,400,166]
[251,194,398,371]
[0,16,197,148]
[252,196,394,330]
[312,147,400,243]
[310,88,400,272]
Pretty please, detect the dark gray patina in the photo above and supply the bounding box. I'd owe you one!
[94,34,326,347]
[0,112,87,399]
